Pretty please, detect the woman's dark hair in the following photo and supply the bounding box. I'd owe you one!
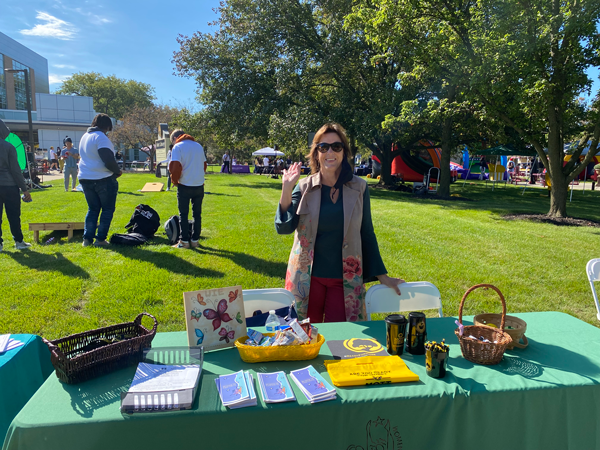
[91,114,113,132]
[308,123,351,175]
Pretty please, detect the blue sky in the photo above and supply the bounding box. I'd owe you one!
[0,0,221,108]
[1,1,598,108]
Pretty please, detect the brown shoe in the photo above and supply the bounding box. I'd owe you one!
[191,240,199,248]
[172,240,190,249]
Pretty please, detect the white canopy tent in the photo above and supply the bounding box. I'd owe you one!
[252,147,285,156]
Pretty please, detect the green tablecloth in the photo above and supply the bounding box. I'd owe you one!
[4,312,600,450]
[0,335,53,444]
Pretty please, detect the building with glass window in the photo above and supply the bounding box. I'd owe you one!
[0,31,94,154]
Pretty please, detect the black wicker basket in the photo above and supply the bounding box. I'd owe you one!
[43,313,158,384]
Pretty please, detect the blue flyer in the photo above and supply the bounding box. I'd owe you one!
[217,370,249,405]
[290,366,335,400]
[258,371,296,403]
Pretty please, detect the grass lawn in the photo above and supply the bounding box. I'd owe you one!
[1,172,599,339]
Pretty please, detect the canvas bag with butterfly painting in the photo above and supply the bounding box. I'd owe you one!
[183,286,247,351]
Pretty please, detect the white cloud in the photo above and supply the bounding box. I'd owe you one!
[20,12,77,40]
[53,64,76,69]
[49,74,71,85]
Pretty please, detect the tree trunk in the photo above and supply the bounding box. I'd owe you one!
[437,85,456,199]
[546,103,568,217]
[437,142,452,198]
[375,140,395,186]
[349,136,358,164]
[548,178,568,217]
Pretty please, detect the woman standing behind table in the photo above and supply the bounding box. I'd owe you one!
[275,123,404,323]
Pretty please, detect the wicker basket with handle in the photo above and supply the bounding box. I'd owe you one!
[454,284,512,365]
[44,313,158,384]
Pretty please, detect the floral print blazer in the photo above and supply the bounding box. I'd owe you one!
[276,172,386,322]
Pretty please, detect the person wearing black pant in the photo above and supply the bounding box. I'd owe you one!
[222,151,231,174]
[479,156,488,180]
[0,119,32,252]
[169,129,207,248]
[529,157,540,184]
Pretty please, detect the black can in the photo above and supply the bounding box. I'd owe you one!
[426,349,449,378]
[406,312,427,355]
[384,314,407,356]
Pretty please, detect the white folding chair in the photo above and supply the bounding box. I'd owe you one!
[242,288,294,318]
[587,259,600,321]
[365,281,443,320]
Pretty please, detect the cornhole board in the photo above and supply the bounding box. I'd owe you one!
[140,182,164,192]
[29,222,85,243]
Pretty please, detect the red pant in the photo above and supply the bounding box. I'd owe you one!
[307,276,346,323]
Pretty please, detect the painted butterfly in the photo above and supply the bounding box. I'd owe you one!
[197,293,206,306]
[195,329,204,345]
[316,381,325,389]
[203,299,233,330]
[218,327,235,344]
[277,387,286,395]
[190,310,202,322]
[228,289,238,303]
[235,311,243,324]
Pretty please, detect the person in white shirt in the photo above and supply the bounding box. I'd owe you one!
[222,151,230,174]
[49,147,58,171]
[166,145,173,191]
[263,156,270,167]
[78,114,121,247]
[169,129,207,249]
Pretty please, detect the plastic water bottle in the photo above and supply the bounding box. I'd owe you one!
[265,310,280,333]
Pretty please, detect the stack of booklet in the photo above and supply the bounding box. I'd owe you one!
[0,334,24,353]
[257,371,296,403]
[290,365,337,403]
[120,347,204,414]
[216,370,257,409]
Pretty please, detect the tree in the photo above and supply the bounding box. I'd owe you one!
[56,72,156,120]
[172,0,430,186]
[111,104,178,167]
[351,0,600,214]
[465,0,600,217]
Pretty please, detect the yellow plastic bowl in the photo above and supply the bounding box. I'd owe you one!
[234,333,326,363]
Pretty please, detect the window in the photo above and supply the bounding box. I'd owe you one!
[0,55,6,109]
[12,60,31,111]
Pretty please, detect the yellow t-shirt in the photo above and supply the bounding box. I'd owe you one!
[324,356,419,387]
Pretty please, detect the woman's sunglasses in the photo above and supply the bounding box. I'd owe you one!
[316,142,345,153]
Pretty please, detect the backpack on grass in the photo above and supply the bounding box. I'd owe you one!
[125,204,160,238]
[164,215,194,245]
[109,233,149,246]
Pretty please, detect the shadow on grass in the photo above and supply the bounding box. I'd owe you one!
[198,244,287,278]
[227,181,282,191]
[6,251,90,278]
[368,183,600,221]
[110,245,224,278]
[118,191,143,196]
[36,229,84,244]
[205,191,240,197]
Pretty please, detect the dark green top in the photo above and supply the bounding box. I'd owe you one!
[275,182,386,280]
